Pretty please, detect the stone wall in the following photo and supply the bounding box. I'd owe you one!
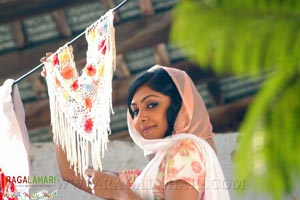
[29,133,299,200]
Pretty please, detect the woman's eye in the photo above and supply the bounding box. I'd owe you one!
[147,102,158,109]
[132,109,139,116]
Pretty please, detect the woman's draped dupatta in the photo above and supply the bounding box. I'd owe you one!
[127,65,230,199]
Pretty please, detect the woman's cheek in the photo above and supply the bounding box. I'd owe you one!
[133,121,141,133]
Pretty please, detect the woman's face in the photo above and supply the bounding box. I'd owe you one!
[130,85,171,139]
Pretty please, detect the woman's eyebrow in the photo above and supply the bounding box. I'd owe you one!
[141,95,159,103]
[131,94,159,106]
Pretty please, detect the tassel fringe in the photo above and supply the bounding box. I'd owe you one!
[45,10,115,176]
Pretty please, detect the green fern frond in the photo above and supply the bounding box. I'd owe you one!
[171,0,300,199]
[171,1,300,75]
[234,65,300,199]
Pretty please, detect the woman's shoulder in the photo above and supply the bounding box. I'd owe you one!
[170,137,203,151]
[166,137,205,161]
[160,137,206,192]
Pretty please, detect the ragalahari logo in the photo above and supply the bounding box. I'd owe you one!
[0,168,58,200]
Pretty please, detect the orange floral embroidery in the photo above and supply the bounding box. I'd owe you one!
[63,91,69,100]
[86,64,96,77]
[70,80,78,91]
[167,167,179,179]
[98,39,107,55]
[153,182,164,193]
[167,164,184,180]
[84,118,93,132]
[88,28,96,42]
[172,139,196,157]
[53,54,59,66]
[61,66,74,80]
[166,157,174,169]
[101,45,107,55]
[59,49,70,64]
[198,171,206,188]
[98,63,105,76]
[191,161,202,173]
[153,139,206,197]
[84,98,92,110]
[55,77,61,87]
[99,39,106,49]
[119,169,141,188]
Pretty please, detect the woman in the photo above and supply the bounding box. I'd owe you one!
[42,62,229,199]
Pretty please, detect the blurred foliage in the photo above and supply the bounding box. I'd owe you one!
[171,0,300,199]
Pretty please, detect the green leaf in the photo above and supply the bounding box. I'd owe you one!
[171,0,300,199]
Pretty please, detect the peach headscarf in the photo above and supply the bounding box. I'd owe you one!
[127,65,229,199]
[154,65,213,138]
[127,65,215,154]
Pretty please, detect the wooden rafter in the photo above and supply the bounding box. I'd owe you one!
[0,11,172,81]
[0,0,98,25]
[116,11,171,53]
[153,43,170,66]
[115,54,130,78]
[138,0,154,15]
[100,0,116,9]
[50,10,72,37]
[9,20,26,48]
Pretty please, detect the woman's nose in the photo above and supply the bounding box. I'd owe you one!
[138,110,148,122]
[141,116,147,122]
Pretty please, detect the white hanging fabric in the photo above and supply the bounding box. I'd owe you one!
[43,9,116,176]
[0,79,32,195]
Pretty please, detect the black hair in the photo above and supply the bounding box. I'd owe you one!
[126,68,182,137]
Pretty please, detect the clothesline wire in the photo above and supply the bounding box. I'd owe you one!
[13,0,129,86]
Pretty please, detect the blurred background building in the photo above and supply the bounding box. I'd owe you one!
[0,0,268,142]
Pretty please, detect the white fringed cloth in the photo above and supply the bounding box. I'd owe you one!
[44,10,115,176]
[0,79,32,194]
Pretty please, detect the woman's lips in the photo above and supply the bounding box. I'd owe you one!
[141,125,155,135]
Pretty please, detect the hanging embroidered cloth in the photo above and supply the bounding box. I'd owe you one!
[44,10,115,176]
[0,79,31,199]
[1,167,18,200]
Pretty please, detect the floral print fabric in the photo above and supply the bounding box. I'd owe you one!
[119,139,206,199]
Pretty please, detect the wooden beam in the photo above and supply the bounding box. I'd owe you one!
[100,0,116,9]
[207,79,224,106]
[171,61,217,85]
[138,0,154,16]
[153,43,170,66]
[0,39,67,84]
[208,96,253,133]
[115,54,131,78]
[0,0,98,25]
[115,11,171,53]
[9,20,26,48]
[24,99,50,130]
[51,10,72,37]
[26,71,48,99]
[0,11,172,82]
